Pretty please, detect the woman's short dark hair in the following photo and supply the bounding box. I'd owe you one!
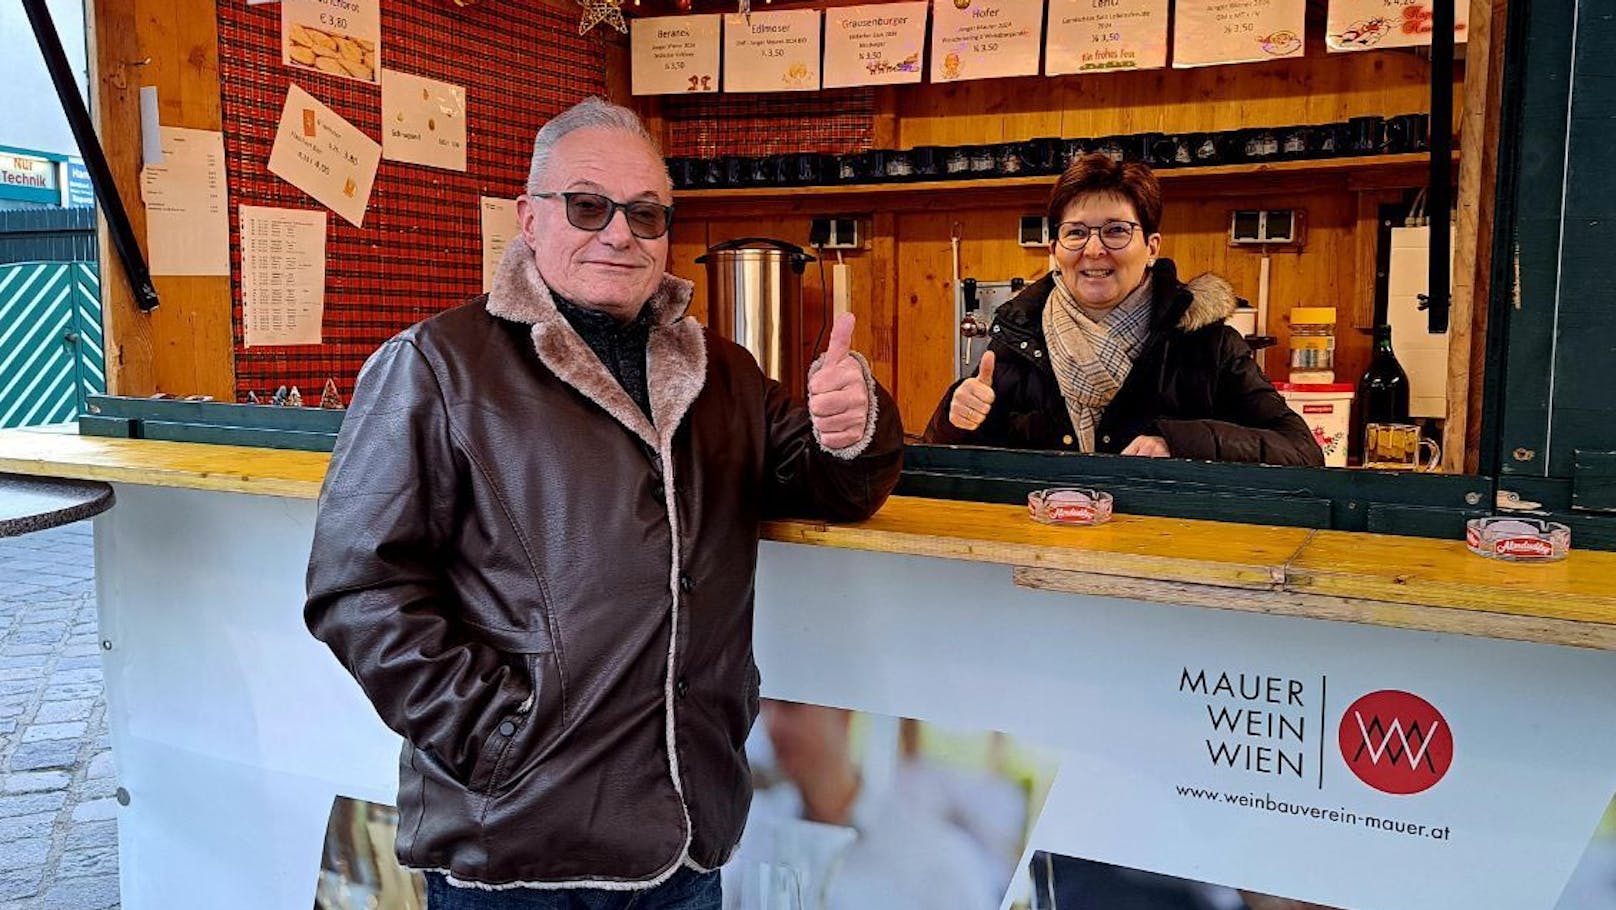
[1047,154,1163,238]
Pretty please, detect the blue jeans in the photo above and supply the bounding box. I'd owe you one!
[425,866,721,910]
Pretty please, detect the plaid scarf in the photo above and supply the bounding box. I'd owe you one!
[1042,273,1155,452]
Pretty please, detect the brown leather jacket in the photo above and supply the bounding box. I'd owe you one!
[304,241,903,890]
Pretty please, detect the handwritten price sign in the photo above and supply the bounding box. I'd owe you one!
[1046,0,1168,75]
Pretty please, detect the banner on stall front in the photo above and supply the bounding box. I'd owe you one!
[1172,0,1306,68]
[823,2,929,89]
[1044,0,1169,75]
[1326,0,1468,52]
[752,544,1616,910]
[631,14,721,94]
[930,0,1044,83]
[724,9,822,93]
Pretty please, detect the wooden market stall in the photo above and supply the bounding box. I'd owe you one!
[11,0,1616,906]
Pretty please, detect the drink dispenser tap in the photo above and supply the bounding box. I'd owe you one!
[959,278,985,338]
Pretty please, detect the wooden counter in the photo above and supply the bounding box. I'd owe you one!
[3,427,1613,650]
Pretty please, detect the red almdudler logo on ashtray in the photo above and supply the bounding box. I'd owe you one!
[1049,504,1095,523]
[1496,537,1555,558]
[1338,689,1453,794]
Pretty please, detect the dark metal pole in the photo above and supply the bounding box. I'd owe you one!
[23,0,160,312]
[1427,0,1455,333]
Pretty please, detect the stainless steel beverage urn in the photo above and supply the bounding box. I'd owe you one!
[695,238,815,400]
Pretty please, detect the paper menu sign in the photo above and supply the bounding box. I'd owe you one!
[139,127,231,277]
[1326,0,1468,52]
[1172,0,1306,67]
[822,3,928,88]
[929,0,1044,83]
[282,0,380,83]
[381,69,467,171]
[267,83,381,228]
[480,197,519,294]
[631,15,721,95]
[723,10,822,93]
[1045,0,1170,75]
[241,205,326,348]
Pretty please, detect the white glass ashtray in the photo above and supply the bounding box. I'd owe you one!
[1028,488,1114,527]
[1464,517,1571,562]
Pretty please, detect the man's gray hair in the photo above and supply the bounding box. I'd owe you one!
[526,97,668,193]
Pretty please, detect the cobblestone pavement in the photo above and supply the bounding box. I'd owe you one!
[0,521,119,910]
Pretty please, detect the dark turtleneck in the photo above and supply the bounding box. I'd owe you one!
[554,295,654,421]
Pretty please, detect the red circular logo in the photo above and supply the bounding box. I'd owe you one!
[1338,690,1453,794]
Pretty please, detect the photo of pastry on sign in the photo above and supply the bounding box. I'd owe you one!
[282,0,382,85]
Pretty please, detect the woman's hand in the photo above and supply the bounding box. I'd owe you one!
[1121,435,1170,457]
[948,351,996,431]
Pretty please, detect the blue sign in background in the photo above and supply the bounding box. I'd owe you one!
[67,161,93,208]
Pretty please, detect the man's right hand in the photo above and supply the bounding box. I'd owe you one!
[948,351,996,431]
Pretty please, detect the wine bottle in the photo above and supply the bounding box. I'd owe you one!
[1352,324,1411,462]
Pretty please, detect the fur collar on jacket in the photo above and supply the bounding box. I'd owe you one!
[484,237,704,452]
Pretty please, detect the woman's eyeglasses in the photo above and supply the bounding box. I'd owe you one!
[1055,220,1141,252]
[530,191,675,240]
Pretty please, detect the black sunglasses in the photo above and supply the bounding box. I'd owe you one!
[530,191,675,240]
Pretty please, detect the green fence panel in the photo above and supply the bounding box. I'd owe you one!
[0,260,104,428]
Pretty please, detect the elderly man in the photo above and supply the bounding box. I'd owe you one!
[305,97,902,909]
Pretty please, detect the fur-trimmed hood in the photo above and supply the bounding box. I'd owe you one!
[1177,271,1238,333]
[483,236,703,452]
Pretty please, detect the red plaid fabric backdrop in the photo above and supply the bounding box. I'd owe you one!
[217,0,608,402]
[662,90,876,156]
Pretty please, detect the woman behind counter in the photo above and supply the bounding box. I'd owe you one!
[923,154,1323,467]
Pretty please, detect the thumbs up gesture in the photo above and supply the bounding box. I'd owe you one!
[808,312,871,451]
[948,351,996,431]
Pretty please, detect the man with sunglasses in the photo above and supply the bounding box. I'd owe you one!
[306,97,902,909]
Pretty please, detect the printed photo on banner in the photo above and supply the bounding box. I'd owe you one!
[1020,850,1331,910]
[380,69,467,172]
[308,702,1060,910]
[723,9,822,93]
[313,797,423,909]
[1172,0,1306,68]
[822,2,928,89]
[267,83,381,228]
[929,0,1044,82]
[282,0,380,84]
[1556,794,1616,910]
[1025,790,1616,910]
[631,14,721,94]
[1044,0,1169,75]
[728,699,1060,910]
[1326,0,1468,52]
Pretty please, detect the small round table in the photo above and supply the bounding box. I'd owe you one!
[0,473,115,538]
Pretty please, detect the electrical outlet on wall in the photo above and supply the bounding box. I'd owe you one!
[1229,209,1303,246]
[1018,214,1049,247]
[809,217,860,249]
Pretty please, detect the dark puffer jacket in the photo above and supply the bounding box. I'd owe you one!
[924,259,1322,466]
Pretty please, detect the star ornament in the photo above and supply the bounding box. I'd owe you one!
[577,0,627,34]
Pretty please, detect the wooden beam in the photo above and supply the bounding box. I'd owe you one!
[1015,566,1616,651]
[90,0,234,400]
[1451,0,1509,475]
